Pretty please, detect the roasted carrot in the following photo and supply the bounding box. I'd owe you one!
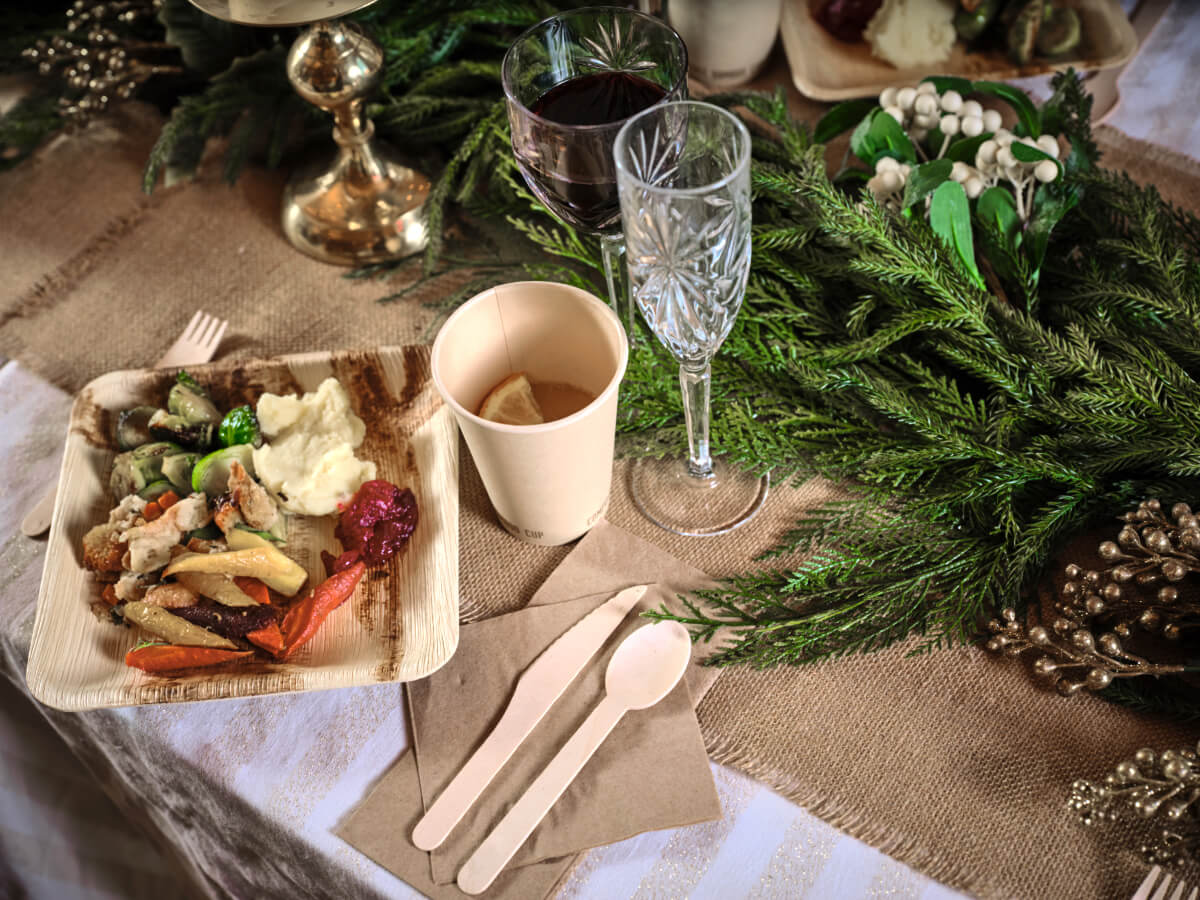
[280,561,366,658]
[124,644,253,672]
[234,576,271,605]
[157,490,179,510]
[246,622,285,656]
[142,501,162,521]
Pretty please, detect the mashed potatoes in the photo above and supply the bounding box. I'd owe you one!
[252,377,376,516]
[864,0,957,69]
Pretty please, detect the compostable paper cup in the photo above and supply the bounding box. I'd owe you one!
[431,282,629,546]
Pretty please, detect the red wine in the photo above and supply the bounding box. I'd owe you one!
[515,71,667,232]
[531,71,667,127]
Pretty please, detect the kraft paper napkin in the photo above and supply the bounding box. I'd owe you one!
[338,751,575,900]
[337,521,722,897]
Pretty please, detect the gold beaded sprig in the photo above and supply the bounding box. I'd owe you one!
[21,0,181,124]
[985,499,1200,696]
[1070,742,1200,866]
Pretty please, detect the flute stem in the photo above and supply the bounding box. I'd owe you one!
[679,363,713,479]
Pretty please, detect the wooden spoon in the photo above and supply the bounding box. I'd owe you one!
[456,620,692,895]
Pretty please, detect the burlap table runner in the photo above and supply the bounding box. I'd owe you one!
[5,93,1200,899]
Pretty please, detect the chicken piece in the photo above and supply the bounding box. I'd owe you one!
[213,496,244,536]
[228,460,279,532]
[113,571,149,604]
[141,582,199,609]
[122,493,211,574]
[82,494,147,573]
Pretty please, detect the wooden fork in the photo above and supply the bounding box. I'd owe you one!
[19,310,228,537]
[1132,865,1199,900]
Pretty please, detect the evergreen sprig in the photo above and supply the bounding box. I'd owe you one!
[614,77,1200,680]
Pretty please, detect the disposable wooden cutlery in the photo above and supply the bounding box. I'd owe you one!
[456,619,692,895]
[411,584,647,852]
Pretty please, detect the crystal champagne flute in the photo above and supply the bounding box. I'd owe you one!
[614,100,769,535]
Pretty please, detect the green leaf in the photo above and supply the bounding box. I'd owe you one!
[975,187,1021,246]
[921,76,974,97]
[1026,186,1078,273]
[974,187,1024,287]
[850,109,917,166]
[901,159,953,209]
[972,81,1041,138]
[929,181,984,290]
[868,110,917,164]
[815,99,877,144]
[944,133,990,164]
[850,108,880,163]
[1009,140,1064,178]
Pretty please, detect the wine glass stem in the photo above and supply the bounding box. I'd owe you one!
[599,231,633,337]
[679,364,714,479]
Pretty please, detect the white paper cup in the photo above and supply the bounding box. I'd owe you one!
[431,282,629,546]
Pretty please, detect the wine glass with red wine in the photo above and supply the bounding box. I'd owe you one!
[502,7,688,332]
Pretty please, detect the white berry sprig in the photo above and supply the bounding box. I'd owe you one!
[866,156,912,210]
[879,82,1003,161]
[974,130,1060,221]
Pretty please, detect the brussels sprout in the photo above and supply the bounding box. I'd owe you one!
[169,373,221,426]
[192,444,256,496]
[954,0,1001,42]
[1037,7,1080,56]
[219,405,262,448]
[115,406,158,450]
[1007,0,1044,66]
[161,452,201,492]
[110,443,180,500]
[149,409,215,450]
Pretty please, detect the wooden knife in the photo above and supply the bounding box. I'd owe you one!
[410,584,647,851]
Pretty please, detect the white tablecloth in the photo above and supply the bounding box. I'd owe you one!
[3,4,1198,897]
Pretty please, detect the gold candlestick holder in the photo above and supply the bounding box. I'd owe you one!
[186,1,430,265]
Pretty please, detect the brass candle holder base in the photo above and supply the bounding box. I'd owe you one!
[281,19,430,266]
[281,121,430,266]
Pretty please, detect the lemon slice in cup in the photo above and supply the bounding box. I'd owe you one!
[477,373,545,426]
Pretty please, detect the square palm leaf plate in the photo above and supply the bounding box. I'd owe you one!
[27,347,459,710]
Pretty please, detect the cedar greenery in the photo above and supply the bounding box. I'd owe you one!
[6,3,1200,715]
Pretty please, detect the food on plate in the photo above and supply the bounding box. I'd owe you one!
[331,479,419,571]
[863,0,957,68]
[81,371,418,675]
[166,530,308,596]
[280,560,366,658]
[477,372,545,425]
[251,377,377,517]
[817,0,1084,67]
[815,0,884,43]
[125,644,253,673]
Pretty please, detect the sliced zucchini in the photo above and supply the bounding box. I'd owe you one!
[191,444,256,496]
[149,409,215,450]
[137,480,175,501]
[168,376,221,425]
[110,443,182,500]
[115,406,158,450]
[161,452,201,493]
[131,441,183,460]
